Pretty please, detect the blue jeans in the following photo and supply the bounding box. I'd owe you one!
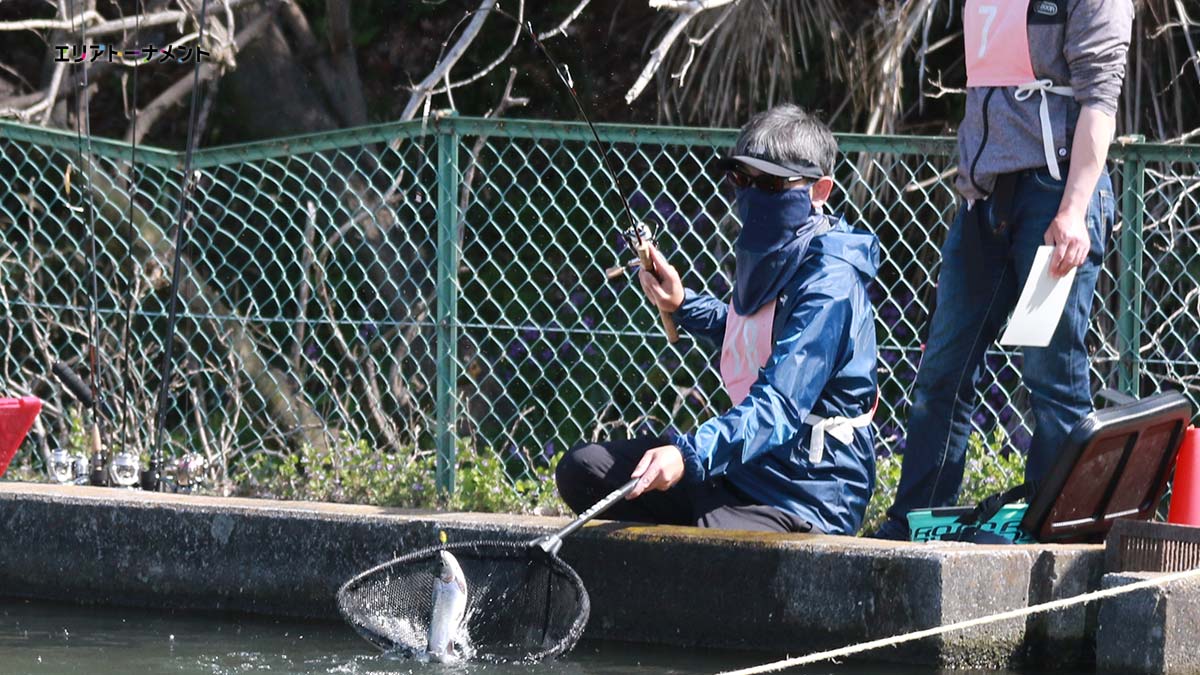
[878,168,1115,538]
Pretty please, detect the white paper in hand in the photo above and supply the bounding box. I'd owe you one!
[999,246,1077,348]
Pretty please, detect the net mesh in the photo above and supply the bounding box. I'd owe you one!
[336,540,589,662]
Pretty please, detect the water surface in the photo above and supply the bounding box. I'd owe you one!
[0,598,1080,675]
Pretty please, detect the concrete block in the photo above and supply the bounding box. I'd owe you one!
[1097,571,1200,674]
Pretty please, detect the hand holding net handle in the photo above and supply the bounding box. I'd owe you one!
[533,478,639,555]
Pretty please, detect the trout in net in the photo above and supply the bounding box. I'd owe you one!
[337,479,636,662]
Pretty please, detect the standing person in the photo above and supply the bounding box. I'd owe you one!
[554,105,880,536]
[872,0,1134,540]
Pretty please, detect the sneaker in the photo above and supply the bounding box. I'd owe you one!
[867,517,909,541]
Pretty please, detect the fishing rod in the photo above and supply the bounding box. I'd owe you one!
[65,0,109,486]
[431,6,678,343]
[113,0,145,488]
[147,0,212,491]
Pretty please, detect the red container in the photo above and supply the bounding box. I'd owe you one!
[0,397,42,477]
[1168,426,1200,526]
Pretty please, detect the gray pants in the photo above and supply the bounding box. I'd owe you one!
[555,436,817,533]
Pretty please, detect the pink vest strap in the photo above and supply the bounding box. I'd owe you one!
[720,300,776,407]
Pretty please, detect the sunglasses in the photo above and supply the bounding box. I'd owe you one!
[726,169,810,193]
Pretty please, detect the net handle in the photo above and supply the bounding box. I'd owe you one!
[532,478,638,555]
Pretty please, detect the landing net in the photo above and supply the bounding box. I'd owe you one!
[336,540,589,662]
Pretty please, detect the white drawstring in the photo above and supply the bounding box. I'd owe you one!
[1014,79,1075,180]
[804,408,874,464]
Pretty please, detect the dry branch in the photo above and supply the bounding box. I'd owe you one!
[401,0,499,120]
[123,5,276,143]
[626,0,741,105]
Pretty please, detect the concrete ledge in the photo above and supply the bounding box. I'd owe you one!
[0,482,1104,668]
[1097,572,1200,674]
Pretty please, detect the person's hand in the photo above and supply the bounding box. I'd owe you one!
[627,445,685,499]
[1044,207,1091,278]
[636,245,684,313]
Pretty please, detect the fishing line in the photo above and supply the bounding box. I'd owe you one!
[148,0,211,490]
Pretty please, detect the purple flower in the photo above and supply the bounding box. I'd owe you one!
[558,342,578,360]
[304,343,318,358]
[507,343,528,360]
[583,344,598,357]
[972,411,988,428]
[653,195,676,218]
[1011,428,1033,451]
[539,348,554,362]
[999,406,1015,424]
[412,483,424,492]
[359,323,378,340]
[881,350,900,366]
[542,441,556,460]
[582,315,597,329]
[569,291,588,308]
[630,192,650,210]
[521,327,540,342]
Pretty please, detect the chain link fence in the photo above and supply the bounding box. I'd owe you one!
[1,117,1197,502]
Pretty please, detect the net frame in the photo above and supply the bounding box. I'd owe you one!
[336,539,591,662]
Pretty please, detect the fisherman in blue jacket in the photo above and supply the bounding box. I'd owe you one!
[555,105,880,535]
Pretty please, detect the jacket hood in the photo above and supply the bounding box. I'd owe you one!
[805,215,880,281]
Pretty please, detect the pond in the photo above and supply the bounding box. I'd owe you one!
[0,597,1083,675]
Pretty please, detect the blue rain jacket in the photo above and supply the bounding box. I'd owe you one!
[670,215,879,535]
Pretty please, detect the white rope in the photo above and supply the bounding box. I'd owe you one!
[719,566,1200,675]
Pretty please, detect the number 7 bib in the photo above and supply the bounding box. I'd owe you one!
[964,0,1036,87]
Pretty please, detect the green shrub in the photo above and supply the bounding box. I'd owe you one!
[237,433,567,516]
[859,428,1027,536]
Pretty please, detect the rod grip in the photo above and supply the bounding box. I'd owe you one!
[52,361,95,409]
[633,242,680,344]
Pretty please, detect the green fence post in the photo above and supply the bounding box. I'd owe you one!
[1117,139,1146,397]
[435,121,461,495]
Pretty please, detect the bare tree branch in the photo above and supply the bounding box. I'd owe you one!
[537,0,593,39]
[124,5,276,143]
[625,0,740,105]
[0,0,256,37]
[400,0,498,121]
[428,0,523,96]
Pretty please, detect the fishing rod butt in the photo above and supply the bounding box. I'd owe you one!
[140,459,161,492]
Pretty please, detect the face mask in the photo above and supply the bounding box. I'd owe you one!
[734,185,815,253]
[731,185,822,315]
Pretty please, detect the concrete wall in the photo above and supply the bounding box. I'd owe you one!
[0,482,1105,669]
[1097,572,1200,675]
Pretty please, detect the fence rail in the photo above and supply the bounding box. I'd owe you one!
[1,116,1196,499]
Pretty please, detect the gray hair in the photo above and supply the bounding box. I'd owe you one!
[733,104,838,176]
